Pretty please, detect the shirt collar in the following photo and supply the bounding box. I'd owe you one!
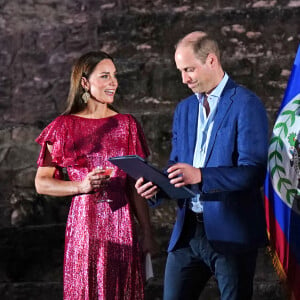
[196,72,229,102]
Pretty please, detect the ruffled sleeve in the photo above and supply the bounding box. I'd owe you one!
[127,115,150,158]
[35,116,69,168]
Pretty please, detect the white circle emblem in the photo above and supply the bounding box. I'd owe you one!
[268,93,300,213]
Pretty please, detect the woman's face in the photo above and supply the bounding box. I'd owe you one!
[84,59,118,104]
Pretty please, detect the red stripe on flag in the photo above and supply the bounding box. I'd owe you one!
[265,195,300,300]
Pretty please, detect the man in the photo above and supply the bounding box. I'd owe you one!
[135,32,269,300]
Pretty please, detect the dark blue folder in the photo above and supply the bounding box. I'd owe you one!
[108,155,195,199]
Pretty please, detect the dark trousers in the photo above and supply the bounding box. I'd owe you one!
[163,211,258,300]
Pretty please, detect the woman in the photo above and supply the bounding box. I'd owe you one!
[35,51,157,299]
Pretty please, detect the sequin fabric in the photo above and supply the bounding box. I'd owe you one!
[36,114,150,300]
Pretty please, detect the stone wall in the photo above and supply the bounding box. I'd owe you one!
[0,0,299,299]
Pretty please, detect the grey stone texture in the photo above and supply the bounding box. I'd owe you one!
[0,0,299,299]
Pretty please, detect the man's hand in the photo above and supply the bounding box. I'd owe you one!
[167,163,202,187]
[135,177,159,199]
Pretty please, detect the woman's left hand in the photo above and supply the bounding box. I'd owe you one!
[141,232,160,257]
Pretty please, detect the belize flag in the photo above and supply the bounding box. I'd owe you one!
[265,44,300,300]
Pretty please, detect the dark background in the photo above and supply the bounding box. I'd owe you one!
[0,0,299,299]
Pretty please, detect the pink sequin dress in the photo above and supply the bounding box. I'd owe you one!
[36,114,150,300]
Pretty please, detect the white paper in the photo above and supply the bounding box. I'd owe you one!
[145,252,154,281]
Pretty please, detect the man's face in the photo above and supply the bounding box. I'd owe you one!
[175,45,211,94]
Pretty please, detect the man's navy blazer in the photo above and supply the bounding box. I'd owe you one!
[167,78,269,254]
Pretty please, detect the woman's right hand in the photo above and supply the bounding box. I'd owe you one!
[78,169,109,194]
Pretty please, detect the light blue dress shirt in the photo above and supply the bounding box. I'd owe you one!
[190,73,229,213]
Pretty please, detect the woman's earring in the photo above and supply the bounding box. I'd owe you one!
[82,88,90,104]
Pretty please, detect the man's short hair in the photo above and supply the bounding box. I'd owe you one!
[176,35,221,63]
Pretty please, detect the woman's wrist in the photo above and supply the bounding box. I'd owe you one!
[74,181,84,194]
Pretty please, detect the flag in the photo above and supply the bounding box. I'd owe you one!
[265,44,300,300]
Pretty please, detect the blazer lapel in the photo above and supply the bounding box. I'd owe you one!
[204,80,235,166]
[187,95,199,164]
